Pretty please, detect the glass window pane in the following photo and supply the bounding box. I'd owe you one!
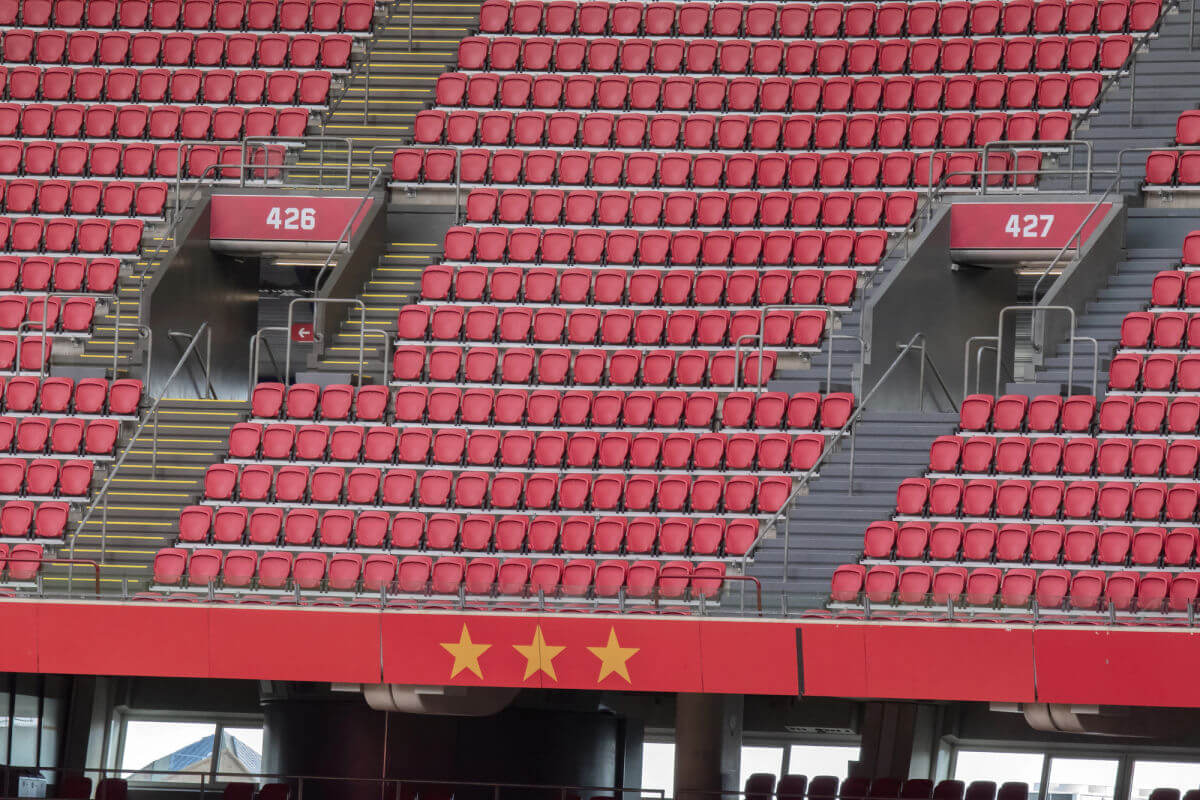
[955,751,1044,791]
[1047,757,1119,800]
[1131,761,1200,800]
[121,721,216,783]
[641,742,675,797]
[788,745,860,784]
[216,727,264,779]
[741,747,784,789]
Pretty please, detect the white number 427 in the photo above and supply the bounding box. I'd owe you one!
[266,207,316,231]
[1004,213,1055,238]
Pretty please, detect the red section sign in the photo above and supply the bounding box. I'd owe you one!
[949,202,1112,250]
[290,323,314,342]
[209,194,374,242]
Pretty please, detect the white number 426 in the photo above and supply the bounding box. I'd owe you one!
[266,207,316,231]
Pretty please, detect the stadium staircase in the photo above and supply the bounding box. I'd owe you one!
[293,1,484,180]
[48,398,247,594]
[1070,0,1200,183]
[1037,209,1200,390]
[743,410,960,610]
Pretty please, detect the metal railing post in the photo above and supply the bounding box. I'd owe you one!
[285,298,368,385]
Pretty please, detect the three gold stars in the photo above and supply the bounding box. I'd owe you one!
[587,627,640,683]
[440,624,491,679]
[439,624,639,683]
[513,625,565,680]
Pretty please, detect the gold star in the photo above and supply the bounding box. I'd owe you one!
[587,628,639,683]
[513,626,565,681]
[440,625,491,679]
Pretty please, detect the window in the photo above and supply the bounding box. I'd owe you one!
[641,742,675,796]
[741,746,785,788]
[119,720,263,783]
[1130,761,1200,800]
[1047,758,1119,800]
[789,745,860,784]
[955,751,1044,792]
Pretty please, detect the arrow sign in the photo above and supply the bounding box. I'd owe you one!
[291,324,314,343]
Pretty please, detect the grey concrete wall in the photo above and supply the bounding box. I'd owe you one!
[862,208,1018,410]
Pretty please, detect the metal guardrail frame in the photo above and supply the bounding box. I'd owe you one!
[313,166,385,293]
[66,322,214,573]
[284,297,367,385]
[1030,171,1122,302]
[249,326,290,393]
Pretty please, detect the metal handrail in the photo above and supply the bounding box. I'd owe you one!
[979,139,1095,192]
[165,328,216,405]
[249,326,290,393]
[4,764,669,800]
[284,297,368,385]
[66,323,214,570]
[1030,171,1122,302]
[239,136,354,190]
[992,304,1097,397]
[313,166,385,293]
[738,332,957,608]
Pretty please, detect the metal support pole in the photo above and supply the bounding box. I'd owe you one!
[1129,59,1136,127]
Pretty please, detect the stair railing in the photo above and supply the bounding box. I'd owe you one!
[249,326,290,393]
[313,166,384,293]
[1030,171,1122,302]
[978,139,1096,193]
[284,297,368,385]
[66,322,213,582]
[239,136,355,190]
[738,333,957,610]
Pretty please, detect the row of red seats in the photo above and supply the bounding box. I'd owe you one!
[0,456,93,496]
[396,304,830,348]
[0,337,52,372]
[229,422,826,472]
[0,376,141,416]
[0,216,142,254]
[864,519,1200,567]
[0,140,288,181]
[1109,352,1200,392]
[0,66,332,105]
[391,343,780,388]
[251,381,854,431]
[1121,310,1200,349]
[443,224,888,268]
[422,72,1105,115]
[0,0,373,33]
[463,188,917,230]
[0,542,43,579]
[0,415,118,455]
[203,462,791,513]
[0,179,166,218]
[0,256,120,294]
[423,266,858,314]
[0,103,310,141]
[1150,269,1200,307]
[389,386,854,431]
[896,475,1200,523]
[475,0,1158,38]
[407,111,1070,155]
[0,500,66,538]
[956,393,1200,437]
[1145,150,1200,187]
[831,562,1190,611]
[0,295,96,333]
[156,547,726,598]
[402,145,1037,193]
[450,35,1130,79]
[0,31,351,69]
[930,434,1200,480]
[181,504,759,556]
